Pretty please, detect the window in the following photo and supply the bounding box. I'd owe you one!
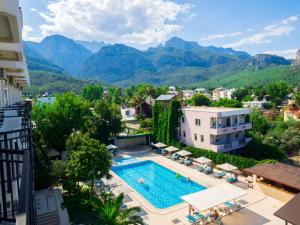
[183,131,186,137]
[182,116,185,123]
[235,133,239,138]
[234,116,238,125]
[216,135,219,143]
[195,119,201,126]
[194,134,197,141]
[200,135,204,142]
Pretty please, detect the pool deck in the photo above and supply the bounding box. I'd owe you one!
[111,147,285,225]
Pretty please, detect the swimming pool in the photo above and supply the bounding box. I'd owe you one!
[112,160,206,208]
[113,157,140,166]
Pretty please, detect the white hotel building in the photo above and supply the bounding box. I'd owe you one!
[0,1,35,225]
[0,0,29,106]
[179,107,252,153]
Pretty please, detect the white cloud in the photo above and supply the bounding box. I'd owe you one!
[264,49,298,59]
[38,0,191,46]
[30,8,38,12]
[224,15,298,48]
[22,25,42,42]
[201,31,243,41]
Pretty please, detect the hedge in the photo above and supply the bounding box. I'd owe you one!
[184,146,276,170]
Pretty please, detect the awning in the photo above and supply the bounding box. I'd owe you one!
[153,142,167,148]
[194,157,212,164]
[181,183,247,212]
[106,144,118,150]
[217,163,238,172]
[176,150,192,157]
[164,146,179,153]
[274,193,300,225]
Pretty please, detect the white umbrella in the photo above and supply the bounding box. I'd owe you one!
[176,150,192,157]
[217,163,238,172]
[153,142,167,148]
[106,144,118,150]
[194,156,212,164]
[164,146,179,153]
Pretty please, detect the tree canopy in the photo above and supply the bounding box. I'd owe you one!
[188,93,211,106]
[82,85,104,102]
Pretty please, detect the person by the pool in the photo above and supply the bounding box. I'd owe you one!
[138,178,144,184]
[187,177,191,182]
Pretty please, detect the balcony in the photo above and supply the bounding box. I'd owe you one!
[210,122,252,135]
[0,101,36,225]
[211,137,252,152]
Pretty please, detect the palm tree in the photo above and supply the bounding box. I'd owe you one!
[95,193,144,225]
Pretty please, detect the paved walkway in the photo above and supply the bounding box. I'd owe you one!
[111,149,285,225]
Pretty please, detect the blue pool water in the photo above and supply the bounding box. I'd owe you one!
[112,160,206,208]
[113,157,140,166]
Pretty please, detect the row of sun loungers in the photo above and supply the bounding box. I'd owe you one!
[186,200,242,224]
[197,165,238,183]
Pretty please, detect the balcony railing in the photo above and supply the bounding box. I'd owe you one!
[0,101,36,225]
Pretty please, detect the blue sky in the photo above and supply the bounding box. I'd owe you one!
[21,0,300,58]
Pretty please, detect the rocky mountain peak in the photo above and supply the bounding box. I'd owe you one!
[293,49,300,66]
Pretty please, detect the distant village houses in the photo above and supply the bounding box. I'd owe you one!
[212,88,236,101]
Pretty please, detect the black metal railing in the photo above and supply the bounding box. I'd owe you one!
[0,101,36,225]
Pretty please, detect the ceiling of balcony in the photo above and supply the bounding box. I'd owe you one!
[0,15,13,42]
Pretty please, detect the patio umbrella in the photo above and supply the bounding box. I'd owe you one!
[106,144,118,150]
[164,146,179,153]
[176,150,192,157]
[153,142,167,148]
[194,156,212,164]
[217,163,238,172]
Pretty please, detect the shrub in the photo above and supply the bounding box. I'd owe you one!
[184,146,265,169]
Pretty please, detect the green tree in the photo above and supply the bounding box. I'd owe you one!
[211,98,242,108]
[250,108,270,135]
[85,100,123,143]
[82,85,104,102]
[152,100,181,145]
[280,124,300,155]
[51,160,68,182]
[67,134,112,194]
[293,91,300,107]
[32,93,91,151]
[233,88,250,101]
[95,193,143,225]
[266,81,290,106]
[188,94,211,106]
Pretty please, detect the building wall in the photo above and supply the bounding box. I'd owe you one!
[179,107,251,152]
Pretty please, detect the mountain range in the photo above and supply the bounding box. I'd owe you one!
[25,35,297,89]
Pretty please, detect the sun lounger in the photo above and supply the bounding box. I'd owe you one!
[213,217,223,225]
[161,149,168,155]
[214,170,226,178]
[171,153,179,160]
[203,167,213,174]
[194,212,208,224]
[186,215,198,224]
[184,158,193,166]
[224,201,242,211]
[226,176,238,183]
[197,165,205,172]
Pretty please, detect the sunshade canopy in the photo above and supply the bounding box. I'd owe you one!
[244,162,300,191]
[176,150,192,157]
[274,193,300,225]
[194,157,212,164]
[217,163,238,172]
[153,142,167,148]
[181,183,247,211]
[165,146,179,152]
[106,144,118,150]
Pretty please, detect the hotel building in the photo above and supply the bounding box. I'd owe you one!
[179,107,252,153]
